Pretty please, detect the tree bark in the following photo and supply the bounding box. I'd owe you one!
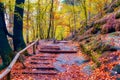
[47,0,54,39]
[13,0,26,51]
[0,2,13,53]
[0,2,14,70]
[26,0,30,43]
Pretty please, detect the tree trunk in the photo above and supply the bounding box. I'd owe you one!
[80,0,87,26]
[0,2,14,70]
[51,0,54,39]
[47,0,54,39]
[8,0,13,33]
[73,0,76,37]
[83,1,87,26]
[13,0,26,51]
[26,0,30,43]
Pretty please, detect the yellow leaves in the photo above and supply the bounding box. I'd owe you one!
[0,0,3,2]
[85,0,112,16]
[54,12,61,20]
[0,0,4,2]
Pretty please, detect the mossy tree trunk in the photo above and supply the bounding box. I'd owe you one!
[13,0,26,51]
[0,2,13,56]
[0,2,14,70]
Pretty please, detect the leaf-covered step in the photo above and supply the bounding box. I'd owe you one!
[26,64,54,69]
[30,58,53,60]
[22,70,57,75]
[39,50,77,53]
[30,62,51,65]
[40,46,60,50]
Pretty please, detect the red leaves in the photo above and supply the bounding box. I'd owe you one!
[10,41,120,80]
[89,51,120,79]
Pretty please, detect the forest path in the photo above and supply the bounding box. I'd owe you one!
[11,40,91,80]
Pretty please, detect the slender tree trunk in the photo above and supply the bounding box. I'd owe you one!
[51,15,54,38]
[88,2,91,20]
[32,26,35,41]
[47,0,54,39]
[47,13,52,39]
[69,17,72,32]
[73,0,76,36]
[13,0,26,51]
[26,0,30,43]
[83,1,87,26]
[80,0,87,26]
[51,0,54,38]
[36,0,41,39]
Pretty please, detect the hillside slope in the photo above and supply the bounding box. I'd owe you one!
[74,0,120,79]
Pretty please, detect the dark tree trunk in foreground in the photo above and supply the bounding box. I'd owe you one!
[13,0,26,51]
[0,2,14,70]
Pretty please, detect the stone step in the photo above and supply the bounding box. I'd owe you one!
[33,53,57,57]
[27,67,56,71]
[30,62,51,65]
[27,65,54,69]
[22,70,57,75]
[30,58,53,60]
[27,60,53,63]
[33,56,56,58]
[39,50,77,53]
[40,46,60,50]
[40,48,60,50]
[29,56,55,59]
[13,69,57,75]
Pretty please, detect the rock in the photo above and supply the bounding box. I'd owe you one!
[82,65,92,75]
[111,64,120,75]
[53,62,66,72]
[113,64,120,73]
[103,32,120,51]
